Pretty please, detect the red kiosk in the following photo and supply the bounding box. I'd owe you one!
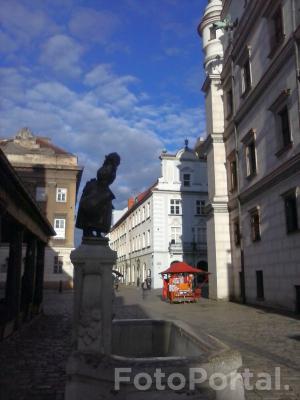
[160,262,209,303]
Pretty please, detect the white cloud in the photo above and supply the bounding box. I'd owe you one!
[84,65,139,111]
[27,82,76,105]
[0,65,204,208]
[39,34,84,77]
[69,7,120,44]
[0,0,59,51]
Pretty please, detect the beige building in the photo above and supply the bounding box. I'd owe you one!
[0,128,83,288]
[198,0,300,311]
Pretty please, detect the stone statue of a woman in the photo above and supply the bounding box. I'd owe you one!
[76,152,121,239]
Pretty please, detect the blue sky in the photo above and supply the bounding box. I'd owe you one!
[0,0,207,209]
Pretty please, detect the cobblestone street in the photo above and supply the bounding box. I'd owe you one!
[0,287,300,400]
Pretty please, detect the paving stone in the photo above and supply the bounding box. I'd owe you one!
[0,287,299,399]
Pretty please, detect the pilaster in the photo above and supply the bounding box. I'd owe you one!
[70,239,117,354]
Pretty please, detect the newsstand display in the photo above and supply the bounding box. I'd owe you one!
[160,261,209,303]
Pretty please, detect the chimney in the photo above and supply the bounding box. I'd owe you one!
[128,197,135,210]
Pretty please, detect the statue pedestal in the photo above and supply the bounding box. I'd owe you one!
[70,238,116,354]
[65,239,244,400]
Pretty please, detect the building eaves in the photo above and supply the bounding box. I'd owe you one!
[0,148,55,239]
[110,181,158,231]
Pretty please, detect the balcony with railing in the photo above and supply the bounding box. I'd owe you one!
[169,240,207,254]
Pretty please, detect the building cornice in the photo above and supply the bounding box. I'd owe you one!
[234,37,294,126]
[205,200,229,218]
[202,73,222,93]
[198,133,225,156]
[152,189,208,196]
[10,162,83,172]
[239,152,300,205]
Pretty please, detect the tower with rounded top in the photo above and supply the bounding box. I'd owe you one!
[197,0,232,301]
[199,0,223,76]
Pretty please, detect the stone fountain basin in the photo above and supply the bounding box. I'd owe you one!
[66,319,244,400]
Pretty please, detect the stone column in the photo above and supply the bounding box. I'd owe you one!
[71,238,117,354]
[33,241,46,313]
[21,236,37,319]
[5,224,24,324]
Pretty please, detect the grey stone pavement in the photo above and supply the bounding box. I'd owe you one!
[0,286,299,400]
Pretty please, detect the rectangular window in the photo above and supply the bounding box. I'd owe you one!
[209,26,216,40]
[53,256,63,274]
[194,225,206,243]
[245,140,257,178]
[226,88,233,118]
[270,6,284,51]
[142,206,145,221]
[230,159,238,191]
[56,188,67,202]
[170,199,182,215]
[54,218,66,239]
[171,227,181,244]
[233,219,241,246]
[268,90,292,156]
[278,106,292,149]
[241,58,251,95]
[142,232,146,248]
[256,270,264,300]
[36,187,47,202]
[283,190,299,233]
[138,210,141,224]
[147,202,150,218]
[147,230,150,247]
[183,174,191,187]
[196,200,205,215]
[250,209,261,242]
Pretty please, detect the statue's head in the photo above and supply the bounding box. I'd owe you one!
[104,152,121,168]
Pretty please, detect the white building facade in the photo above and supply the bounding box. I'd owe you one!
[199,0,300,312]
[109,143,208,289]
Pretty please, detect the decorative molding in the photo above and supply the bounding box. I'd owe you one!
[205,201,229,216]
[241,128,256,145]
[239,153,300,205]
[78,308,102,350]
[268,89,291,112]
[211,133,225,144]
[235,45,252,67]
